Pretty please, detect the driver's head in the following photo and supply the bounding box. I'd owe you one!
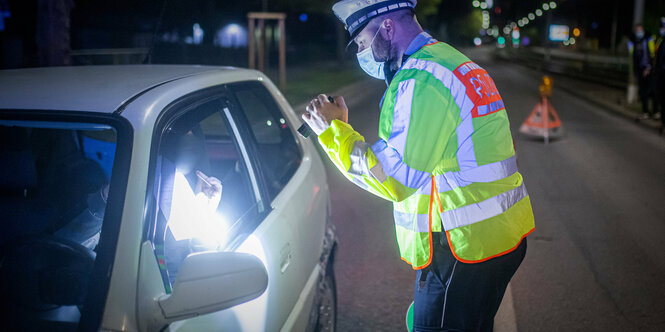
[173,132,205,175]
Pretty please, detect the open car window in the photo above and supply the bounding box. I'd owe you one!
[148,95,262,291]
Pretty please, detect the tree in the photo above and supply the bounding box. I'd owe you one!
[36,0,74,66]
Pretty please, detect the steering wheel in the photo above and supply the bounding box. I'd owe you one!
[0,234,95,311]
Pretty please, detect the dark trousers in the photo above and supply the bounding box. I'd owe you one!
[638,73,653,115]
[658,74,665,126]
[413,233,527,332]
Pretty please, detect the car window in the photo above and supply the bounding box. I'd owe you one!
[0,120,118,331]
[149,96,260,290]
[230,82,302,201]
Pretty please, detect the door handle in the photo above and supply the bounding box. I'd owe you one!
[279,243,292,273]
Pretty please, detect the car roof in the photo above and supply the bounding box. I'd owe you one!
[0,65,253,113]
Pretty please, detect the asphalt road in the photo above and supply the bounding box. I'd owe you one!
[318,47,665,331]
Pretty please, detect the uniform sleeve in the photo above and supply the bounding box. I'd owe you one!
[317,120,415,202]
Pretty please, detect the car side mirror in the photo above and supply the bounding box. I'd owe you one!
[157,251,268,323]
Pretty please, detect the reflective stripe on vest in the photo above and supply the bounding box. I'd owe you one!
[393,178,527,233]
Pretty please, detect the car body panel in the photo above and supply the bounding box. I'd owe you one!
[0,65,240,113]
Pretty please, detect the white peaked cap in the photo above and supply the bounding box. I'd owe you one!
[332,0,417,40]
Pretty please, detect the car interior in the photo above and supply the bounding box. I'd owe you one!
[0,123,116,331]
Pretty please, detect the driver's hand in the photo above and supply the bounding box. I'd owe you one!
[302,94,348,136]
[196,170,222,203]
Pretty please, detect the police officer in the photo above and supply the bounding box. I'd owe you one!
[302,1,535,331]
[630,24,657,120]
[655,18,665,134]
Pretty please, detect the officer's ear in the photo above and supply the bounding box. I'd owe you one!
[380,19,395,41]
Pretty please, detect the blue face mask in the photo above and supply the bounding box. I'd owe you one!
[356,27,385,80]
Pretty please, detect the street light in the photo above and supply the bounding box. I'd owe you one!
[536,9,543,16]
[528,13,535,20]
[543,3,550,10]
[549,2,557,9]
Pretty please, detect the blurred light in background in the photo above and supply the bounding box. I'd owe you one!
[523,37,531,46]
[549,25,569,41]
[497,36,505,45]
[549,2,557,9]
[573,28,581,37]
[215,23,248,48]
[535,9,543,17]
[299,13,308,22]
[0,7,10,31]
[192,23,204,45]
[472,1,480,8]
[474,37,482,46]
[543,3,550,10]
[528,13,535,20]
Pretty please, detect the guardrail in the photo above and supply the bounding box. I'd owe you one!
[495,47,629,89]
[70,48,149,65]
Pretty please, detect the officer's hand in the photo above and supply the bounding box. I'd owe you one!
[302,94,348,136]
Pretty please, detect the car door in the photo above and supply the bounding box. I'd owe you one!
[226,81,329,330]
[136,83,308,331]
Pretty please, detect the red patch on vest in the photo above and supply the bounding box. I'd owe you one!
[454,61,505,118]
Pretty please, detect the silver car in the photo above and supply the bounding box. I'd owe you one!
[0,65,337,331]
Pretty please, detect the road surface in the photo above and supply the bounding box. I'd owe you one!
[316,47,665,331]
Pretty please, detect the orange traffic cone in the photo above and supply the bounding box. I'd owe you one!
[519,76,563,144]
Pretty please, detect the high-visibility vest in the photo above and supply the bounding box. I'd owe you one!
[318,41,535,269]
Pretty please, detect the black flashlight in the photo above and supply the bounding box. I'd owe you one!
[298,95,335,138]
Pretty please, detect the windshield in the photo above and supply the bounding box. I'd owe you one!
[0,118,123,331]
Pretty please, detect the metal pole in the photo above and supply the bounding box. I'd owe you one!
[258,19,265,72]
[248,17,255,69]
[278,17,286,90]
[633,0,644,27]
[627,0,645,104]
[610,0,618,55]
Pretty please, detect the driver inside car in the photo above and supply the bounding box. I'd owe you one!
[165,131,224,244]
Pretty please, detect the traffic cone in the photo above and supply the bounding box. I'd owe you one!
[519,76,563,143]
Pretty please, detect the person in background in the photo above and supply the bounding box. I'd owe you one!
[655,18,665,134]
[629,24,657,121]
